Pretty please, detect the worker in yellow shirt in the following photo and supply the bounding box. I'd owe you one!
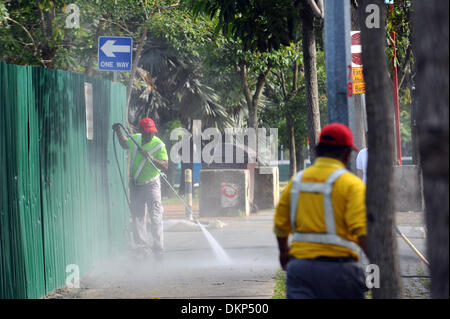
[274,123,369,299]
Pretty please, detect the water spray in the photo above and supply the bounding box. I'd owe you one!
[112,124,232,264]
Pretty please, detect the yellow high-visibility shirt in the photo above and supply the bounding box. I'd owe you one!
[274,157,367,261]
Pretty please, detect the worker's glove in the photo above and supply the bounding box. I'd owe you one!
[112,123,121,131]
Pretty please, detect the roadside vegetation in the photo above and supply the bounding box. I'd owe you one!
[272,269,286,299]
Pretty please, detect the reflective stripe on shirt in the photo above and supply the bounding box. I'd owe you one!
[290,168,364,257]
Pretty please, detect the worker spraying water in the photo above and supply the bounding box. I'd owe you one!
[112,119,232,265]
[112,118,168,259]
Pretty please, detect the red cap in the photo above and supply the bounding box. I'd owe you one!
[139,118,158,133]
[319,123,359,152]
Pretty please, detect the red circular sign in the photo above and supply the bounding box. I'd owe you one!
[222,184,238,198]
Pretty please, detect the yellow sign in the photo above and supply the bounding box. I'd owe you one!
[352,67,366,94]
[354,82,366,94]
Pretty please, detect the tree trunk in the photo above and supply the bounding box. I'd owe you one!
[286,113,297,177]
[248,102,258,132]
[300,2,321,161]
[239,60,271,158]
[413,0,449,299]
[358,0,402,299]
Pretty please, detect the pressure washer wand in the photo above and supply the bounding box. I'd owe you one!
[116,124,199,222]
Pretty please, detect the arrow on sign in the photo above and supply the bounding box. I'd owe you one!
[100,40,131,58]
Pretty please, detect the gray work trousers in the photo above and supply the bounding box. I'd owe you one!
[129,176,164,251]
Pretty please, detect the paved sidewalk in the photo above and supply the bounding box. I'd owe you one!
[395,211,430,299]
[47,211,279,299]
[46,209,430,299]
[396,211,426,237]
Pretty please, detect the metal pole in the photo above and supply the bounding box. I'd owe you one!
[324,0,356,171]
[185,169,193,220]
[324,0,354,126]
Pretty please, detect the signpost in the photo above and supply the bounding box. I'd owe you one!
[98,36,133,73]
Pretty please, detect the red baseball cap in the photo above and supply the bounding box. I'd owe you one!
[139,118,158,133]
[319,123,359,152]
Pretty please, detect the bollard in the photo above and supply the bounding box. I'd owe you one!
[185,169,193,220]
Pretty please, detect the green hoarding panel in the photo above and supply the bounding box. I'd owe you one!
[0,61,129,298]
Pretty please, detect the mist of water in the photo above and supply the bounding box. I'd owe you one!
[196,221,232,265]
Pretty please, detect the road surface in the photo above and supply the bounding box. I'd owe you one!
[47,211,429,299]
[48,211,279,299]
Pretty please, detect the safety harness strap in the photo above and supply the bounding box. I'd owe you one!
[292,233,362,254]
[322,169,347,234]
[290,168,360,255]
[133,142,165,183]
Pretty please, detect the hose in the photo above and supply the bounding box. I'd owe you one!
[112,130,131,210]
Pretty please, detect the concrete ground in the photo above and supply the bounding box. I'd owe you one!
[395,211,430,299]
[46,209,430,299]
[47,211,279,299]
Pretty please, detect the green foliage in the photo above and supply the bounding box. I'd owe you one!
[399,88,412,156]
[0,0,328,154]
[385,1,414,157]
[186,0,300,52]
[272,269,286,299]
[129,8,237,130]
[0,0,65,66]
[260,44,327,152]
[0,0,172,70]
[159,120,183,148]
[386,1,412,67]
[261,93,308,149]
[0,1,9,25]
[148,9,217,58]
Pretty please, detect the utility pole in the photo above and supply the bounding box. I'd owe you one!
[324,0,356,171]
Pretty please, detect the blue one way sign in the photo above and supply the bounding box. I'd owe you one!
[98,36,133,71]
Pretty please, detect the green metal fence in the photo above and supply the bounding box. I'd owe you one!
[0,61,129,298]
